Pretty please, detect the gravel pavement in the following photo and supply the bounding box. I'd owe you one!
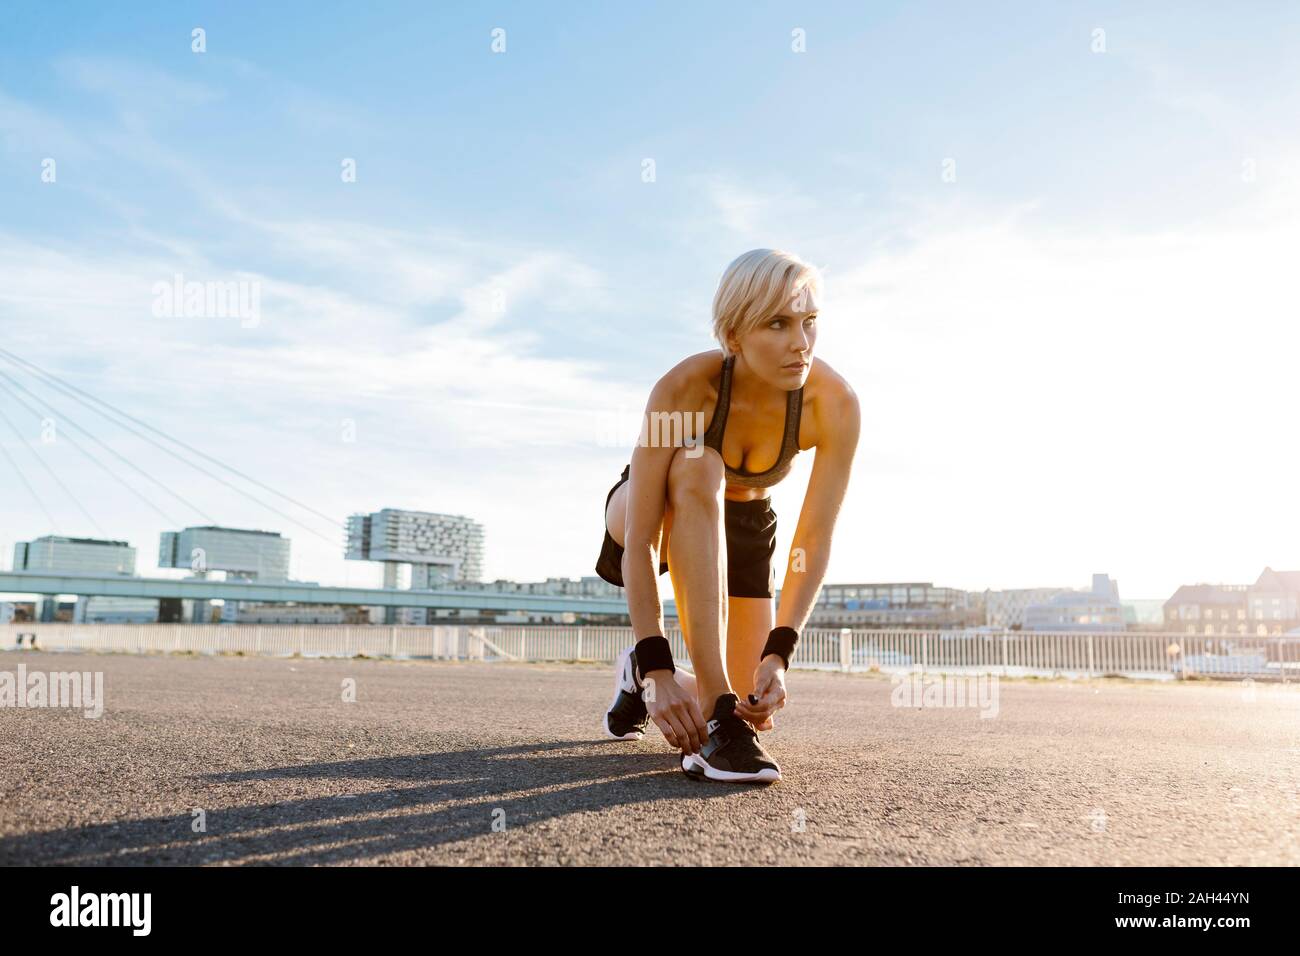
[2,650,1298,866]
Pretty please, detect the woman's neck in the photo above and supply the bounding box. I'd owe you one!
[728,352,789,413]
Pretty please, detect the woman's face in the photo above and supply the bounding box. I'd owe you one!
[731,286,819,389]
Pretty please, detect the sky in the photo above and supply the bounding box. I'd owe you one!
[1,1,1298,601]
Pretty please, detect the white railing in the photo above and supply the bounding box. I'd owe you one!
[1,624,1294,682]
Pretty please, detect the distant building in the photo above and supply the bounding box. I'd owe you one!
[808,582,982,629]
[159,525,291,622]
[235,603,348,625]
[12,535,138,622]
[984,588,1068,629]
[346,508,485,586]
[1247,567,1300,635]
[448,576,622,599]
[1122,599,1167,627]
[347,508,486,624]
[1023,574,1125,632]
[1162,584,1249,635]
[74,596,159,624]
[13,535,136,575]
[159,526,290,580]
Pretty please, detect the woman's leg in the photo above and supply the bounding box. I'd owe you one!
[604,454,726,709]
[661,446,731,711]
[664,600,773,728]
[724,595,776,730]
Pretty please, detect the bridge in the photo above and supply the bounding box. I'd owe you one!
[0,570,668,616]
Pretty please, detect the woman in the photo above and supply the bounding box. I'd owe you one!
[595,248,860,784]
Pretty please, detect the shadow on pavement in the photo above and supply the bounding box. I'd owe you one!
[1,739,745,865]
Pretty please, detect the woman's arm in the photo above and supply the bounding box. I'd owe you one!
[621,374,681,643]
[776,380,861,636]
[621,371,710,753]
[735,377,859,728]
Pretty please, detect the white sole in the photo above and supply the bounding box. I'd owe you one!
[602,647,644,741]
[681,752,781,783]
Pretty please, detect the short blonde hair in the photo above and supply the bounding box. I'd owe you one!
[711,249,824,357]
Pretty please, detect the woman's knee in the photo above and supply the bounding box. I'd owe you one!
[666,445,725,509]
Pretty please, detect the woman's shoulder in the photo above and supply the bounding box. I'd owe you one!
[671,349,726,381]
[805,356,855,402]
[802,357,860,449]
[648,349,725,405]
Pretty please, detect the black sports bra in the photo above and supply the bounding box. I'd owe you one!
[701,353,804,489]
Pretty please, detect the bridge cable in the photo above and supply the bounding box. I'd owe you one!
[0,371,189,522]
[0,400,106,535]
[0,348,346,532]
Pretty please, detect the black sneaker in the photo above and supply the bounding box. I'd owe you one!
[680,693,781,783]
[603,646,650,740]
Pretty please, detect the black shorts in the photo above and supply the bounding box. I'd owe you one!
[594,463,777,599]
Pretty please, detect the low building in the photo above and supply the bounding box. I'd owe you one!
[12,535,138,621]
[13,535,136,575]
[984,588,1068,629]
[808,582,982,629]
[447,576,623,598]
[158,526,291,580]
[73,596,159,624]
[1247,567,1300,635]
[1162,584,1249,635]
[235,603,347,625]
[1023,574,1125,632]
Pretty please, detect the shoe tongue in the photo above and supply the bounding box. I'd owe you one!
[711,693,740,722]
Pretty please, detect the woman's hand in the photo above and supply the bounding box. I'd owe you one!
[733,655,787,730]
[641,669,709,755]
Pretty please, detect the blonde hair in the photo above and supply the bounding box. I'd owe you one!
[711,249,824,357]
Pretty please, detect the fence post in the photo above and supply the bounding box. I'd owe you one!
[520,632,527,662]
[1087,634,1095,678]
[921,632,928,675]
[840,628,851,672]
[389,626,397,658]
[575,629,583,661]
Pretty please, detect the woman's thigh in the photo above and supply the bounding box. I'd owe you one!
[604,477,672,555]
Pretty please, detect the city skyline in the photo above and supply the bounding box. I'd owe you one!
[2,2,1299,597]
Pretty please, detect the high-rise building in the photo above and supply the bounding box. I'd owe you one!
[346,507,486,624]
[346,508,484,585]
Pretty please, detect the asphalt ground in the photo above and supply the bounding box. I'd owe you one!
[2,650,1298,866]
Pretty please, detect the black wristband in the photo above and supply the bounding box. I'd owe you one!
[762,626,798,670]
[634,635,675,682]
